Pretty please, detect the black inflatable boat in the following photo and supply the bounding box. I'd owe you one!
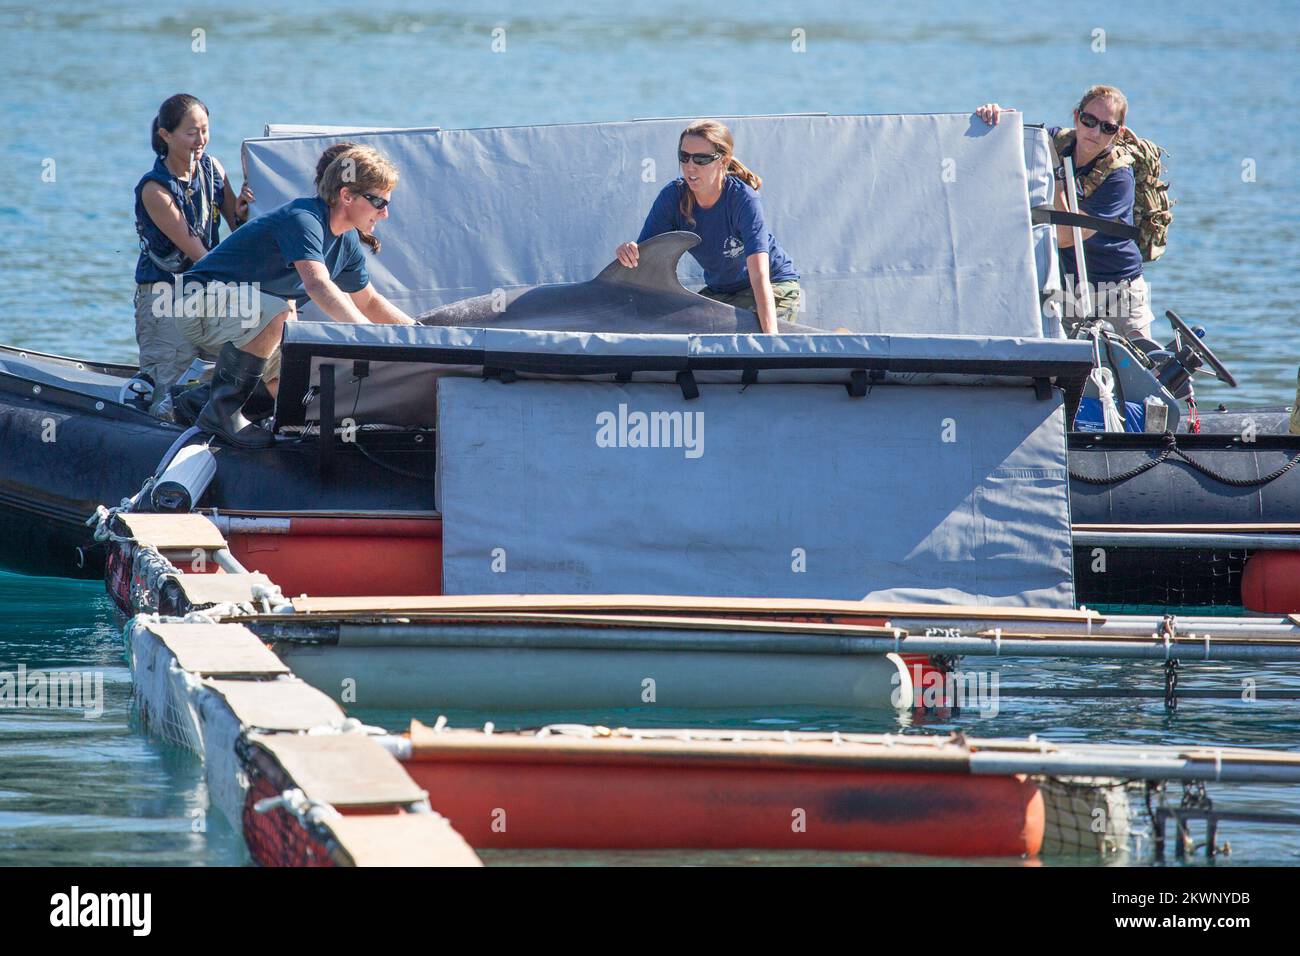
[0,343,436,579]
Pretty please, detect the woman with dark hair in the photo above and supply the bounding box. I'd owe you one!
[615,119,800,333]
[133,93,253,415]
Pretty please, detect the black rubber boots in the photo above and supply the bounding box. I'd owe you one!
[174,378,275,428]
[196,342,275,448]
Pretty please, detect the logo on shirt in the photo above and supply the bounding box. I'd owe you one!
[722,236,744,260]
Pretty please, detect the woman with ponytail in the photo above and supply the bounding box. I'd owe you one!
[616,120,800,333]
[133,93,253,415]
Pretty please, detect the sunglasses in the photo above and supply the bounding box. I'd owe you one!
[359,192,390,210]
[678,150,721,166]
[1078,110,1121,136]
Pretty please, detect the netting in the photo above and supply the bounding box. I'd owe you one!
[1072,546,1251,614]
[1037,776,1134,856]
[105,542,134,614]
[239,742,343,867]
[194,689,251,841]
[126,621,206,754]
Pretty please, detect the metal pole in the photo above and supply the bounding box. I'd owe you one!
[1073,531,1300,550]
[969,752,1300,784]
[892,617,1300,638]
[281,622,1300,663]
[212,548,249,575]
[1062,154,1093,319]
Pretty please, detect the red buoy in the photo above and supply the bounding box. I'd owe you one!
[403,742,1044,857]
[227,516,442,597]
[1241,551,1300,614]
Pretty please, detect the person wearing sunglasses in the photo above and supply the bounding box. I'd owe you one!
[134,94,255,416]
[976,85,1153,340]
[615,119,800,333]
[177,144,416,447]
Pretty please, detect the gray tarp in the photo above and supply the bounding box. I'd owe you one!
[243,113,1042,336]
[273,322,1094,428]
[1024,125,1064,337]
[437,376,1073,607]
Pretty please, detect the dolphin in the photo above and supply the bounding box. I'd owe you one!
[418,231,818,333]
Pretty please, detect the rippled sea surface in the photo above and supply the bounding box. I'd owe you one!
[1,0,1298,866]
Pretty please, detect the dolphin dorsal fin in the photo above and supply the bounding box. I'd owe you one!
[595,231,700,294]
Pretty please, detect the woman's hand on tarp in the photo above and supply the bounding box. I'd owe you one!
[616,241,639,268]
[236,182,255,221]
[975,104,1017,126]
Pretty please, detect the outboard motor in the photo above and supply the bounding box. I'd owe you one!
[1068,310,1237,432]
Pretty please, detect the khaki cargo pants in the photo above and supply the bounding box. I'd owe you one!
[1092,274,1155,341]
[134,283,219,414]
[172,282,290,381]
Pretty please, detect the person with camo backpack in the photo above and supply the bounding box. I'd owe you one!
[976,86,1173,341]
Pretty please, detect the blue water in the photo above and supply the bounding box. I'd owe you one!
[1,0,1298,865]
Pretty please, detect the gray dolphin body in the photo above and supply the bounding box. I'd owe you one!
[418,231,816,333]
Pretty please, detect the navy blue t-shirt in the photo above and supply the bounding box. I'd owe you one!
[637,176,798,294]
[185,196,369,305]
[1050,127,1143,284]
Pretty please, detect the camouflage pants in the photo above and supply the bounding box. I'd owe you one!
[698,280,803,323]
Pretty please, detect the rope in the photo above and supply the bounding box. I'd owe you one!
[1069,435,1175,485]
[1091,367,1126,433]
[1069,433,1300,487]
[1172,445,1300,487]
[86,501,141,543]
[252,787,340,824]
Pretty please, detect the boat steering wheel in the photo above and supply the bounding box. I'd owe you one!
[1167,310,1238,388]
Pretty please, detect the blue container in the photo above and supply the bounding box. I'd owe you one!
[1074,397,1147,433]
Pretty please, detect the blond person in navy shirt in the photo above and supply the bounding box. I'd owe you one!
[976,86,1154,340]
[179,145,416,448]
[616,120,800,334]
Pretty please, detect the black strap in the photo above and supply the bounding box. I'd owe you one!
[318,362,335,474]
[1031,206,1141,241]
[676,369,699,401]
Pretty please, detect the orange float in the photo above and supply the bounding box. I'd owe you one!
[1241,551,1300,614]
[403,726,1044,857]
[227,516,441,597]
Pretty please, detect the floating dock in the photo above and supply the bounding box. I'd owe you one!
[99,510,1300,864]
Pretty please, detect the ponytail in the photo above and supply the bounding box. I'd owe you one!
[726,157,761,191]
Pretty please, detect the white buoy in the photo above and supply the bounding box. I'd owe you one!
[150,443,217,512]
